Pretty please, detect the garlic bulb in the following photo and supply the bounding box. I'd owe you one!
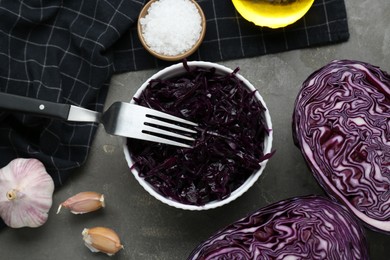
[0,158,54,228]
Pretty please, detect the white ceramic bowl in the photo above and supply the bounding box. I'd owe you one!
[123,61,273,210]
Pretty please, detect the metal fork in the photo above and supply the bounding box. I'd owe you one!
[0,92,197,148]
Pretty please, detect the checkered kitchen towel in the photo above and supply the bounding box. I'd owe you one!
[0,0,348,227]
[115,0,350,71]
[0,0,145,186]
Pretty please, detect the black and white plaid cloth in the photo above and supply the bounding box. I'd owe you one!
[0,0,146,187]
[115,0,350,71]
[0,0,348,228]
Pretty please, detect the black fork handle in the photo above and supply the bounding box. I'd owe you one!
[0,92,70,120]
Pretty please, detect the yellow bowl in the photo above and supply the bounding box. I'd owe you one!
[232,0,314,29]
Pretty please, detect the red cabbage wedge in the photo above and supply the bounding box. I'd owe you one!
[293,60,390,233]
[188,195,368,260]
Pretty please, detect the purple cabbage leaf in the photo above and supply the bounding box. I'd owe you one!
[188,195,369,260]
[293,60,390,233]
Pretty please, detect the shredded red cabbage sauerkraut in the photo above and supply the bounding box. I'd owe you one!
[293,60,390,233]
[188,195,369,260]
[127,63,272,206]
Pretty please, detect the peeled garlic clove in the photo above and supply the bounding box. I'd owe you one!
[0,158,54,228]
[57,191,105,214]
[82,227,124,256]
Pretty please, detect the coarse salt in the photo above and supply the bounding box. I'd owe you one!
[140,0,202,56]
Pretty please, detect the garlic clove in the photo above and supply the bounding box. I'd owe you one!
[82,227,124,256]
[57,191,105,214]
[0,158,54,228]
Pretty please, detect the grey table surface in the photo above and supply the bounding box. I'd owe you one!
[1,0,389,259]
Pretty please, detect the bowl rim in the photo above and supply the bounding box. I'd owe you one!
[123,61,273,210]
[137,0,207,61]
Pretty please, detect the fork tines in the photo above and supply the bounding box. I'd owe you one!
[142,111,198,148]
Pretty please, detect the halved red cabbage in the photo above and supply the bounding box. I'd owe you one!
[293,60,390,233]
[188,195,368,260]
[127,63,272,206]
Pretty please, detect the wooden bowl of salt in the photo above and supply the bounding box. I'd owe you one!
[137,0,206,61]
